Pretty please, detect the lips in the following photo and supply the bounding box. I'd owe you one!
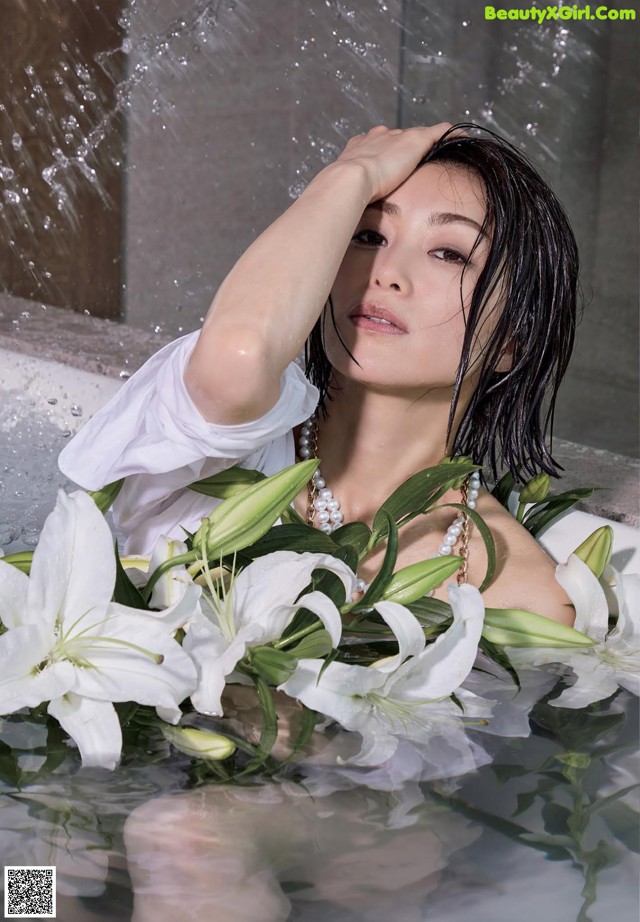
[349,303,408,334]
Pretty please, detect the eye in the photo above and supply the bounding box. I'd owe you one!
[351,229,386,247]
[431,247,469,266]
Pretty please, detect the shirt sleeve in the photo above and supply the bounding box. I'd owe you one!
[58,330,319,547]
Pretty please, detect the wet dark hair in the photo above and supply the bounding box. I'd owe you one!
[304,123,581,483]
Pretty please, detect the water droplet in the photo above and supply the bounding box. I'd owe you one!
[11,133,22,150]
[47,398,58,405]
[3,190,21,204]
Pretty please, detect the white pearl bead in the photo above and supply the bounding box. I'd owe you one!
[313,498,328,512]
[317,511,330,524]
[468,488,479,500]
[330,511,344,524]
[301,426,311,437]
[320,523,333,534]
[356,579,368,592]
[467,499,477,510]
[439,544,452,555]
[314,477,326,489]
[448,524,462,537]
[299,435,310,447]
[326,498,340,512]
[471,472,481,483]
[299,447,311,459]
[319,488,333,501]
[444,534,457,546]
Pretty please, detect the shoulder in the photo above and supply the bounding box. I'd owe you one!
[465,488,575,625]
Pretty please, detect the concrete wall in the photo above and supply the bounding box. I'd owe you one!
[122,0,403,334]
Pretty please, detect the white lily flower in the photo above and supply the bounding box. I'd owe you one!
[183,550,358,716]
[507,555,640,708]
[281,584,486,766]
[0,490,198,770]
[123,535,202,632]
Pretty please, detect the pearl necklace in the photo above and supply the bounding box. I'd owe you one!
[297,412,481,591]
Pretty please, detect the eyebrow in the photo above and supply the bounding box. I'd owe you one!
[366,200,487,239]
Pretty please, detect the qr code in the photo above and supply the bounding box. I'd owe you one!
[4,866,56,918]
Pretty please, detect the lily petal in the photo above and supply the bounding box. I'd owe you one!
[48,694,122,770]
[0,624,75,713]
[389,584,484,701]
[232,551,357,633]
[281,658,385,730]
[290,590,343,648]
[29,491,115,632]
[183,617,246,716]
[371,600,426,673]
[63,609,196,710]
[606,567,640,646]
[0,560,30,629]
[550,659,620,709]
[555,554,609,643]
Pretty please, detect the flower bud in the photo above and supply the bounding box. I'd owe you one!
[573,526,613,579]
[249,646,298,686]
[288,629,334,660]
[483,607,594,648]
[519,473,551,505]
[160,725,236,761]
[193,460,318,559]
[382,556,462,605]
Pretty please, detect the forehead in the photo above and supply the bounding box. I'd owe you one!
[380,161,487,225]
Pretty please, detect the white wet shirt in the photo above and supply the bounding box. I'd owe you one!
[58,331,319,554]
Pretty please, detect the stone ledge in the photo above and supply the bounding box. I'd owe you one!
[1,292,637,527]
[0,293,172,379]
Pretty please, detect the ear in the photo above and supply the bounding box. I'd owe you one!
[495,335,515,373]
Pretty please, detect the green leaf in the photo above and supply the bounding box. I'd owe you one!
[89,478,124,514]
[522,488,598,537]
[0,550,33,575]
[241,524,336,558]
[188,465,266,498]
[112,541,149,610]
[242,676,279,773]
[280,504,308,526]
[439,501,496,593]
[0,739,22,788]
[491,470,516,508]
[371,460,480,541]
[358,510,398,606]
[332,522,371,556]
[249,647,298,686]
[479,636,521,689]
[281,705,318,766]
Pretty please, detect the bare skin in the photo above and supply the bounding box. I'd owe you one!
[185,123,574,624]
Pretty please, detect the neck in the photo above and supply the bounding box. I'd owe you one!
[310,375,473,523]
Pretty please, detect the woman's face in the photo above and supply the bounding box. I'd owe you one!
[325,161,502,398]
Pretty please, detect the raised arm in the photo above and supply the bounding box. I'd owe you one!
[184,124,457,424]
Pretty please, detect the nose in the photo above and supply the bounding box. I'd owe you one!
[371,245,413,294]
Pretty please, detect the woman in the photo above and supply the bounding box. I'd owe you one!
[59,122,579,623]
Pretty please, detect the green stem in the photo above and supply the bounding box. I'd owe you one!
[516,501,526,523]
[273,622,322,650]
[142,550,199,601]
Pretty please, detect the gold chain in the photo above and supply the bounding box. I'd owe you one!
[456,478,471,586]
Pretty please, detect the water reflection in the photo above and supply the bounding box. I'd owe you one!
[1,692,637,921]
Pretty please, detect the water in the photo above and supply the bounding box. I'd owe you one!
[1,694,637,921]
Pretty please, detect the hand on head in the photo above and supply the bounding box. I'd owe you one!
[335,123,469,202]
